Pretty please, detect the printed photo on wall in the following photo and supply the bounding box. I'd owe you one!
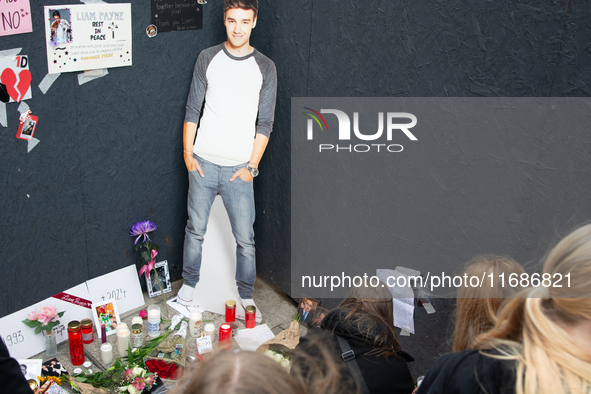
[147,260,172,298]
[296,296,319,328]
[48,8,73,47]
[91,300,120,340]
[16,114,38,140]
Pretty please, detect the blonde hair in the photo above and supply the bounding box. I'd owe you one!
[183,347,350,394]
[453,255,524,352]
[475,224,591,394]
[184,351,304,394]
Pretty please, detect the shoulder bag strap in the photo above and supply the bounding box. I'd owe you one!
[335,335,370,394]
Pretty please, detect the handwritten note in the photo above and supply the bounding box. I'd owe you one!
[377,269,415,334]
[86,264,144,315]
[151,0,202,33]
[234,324,275,352]
[0,0,33,37]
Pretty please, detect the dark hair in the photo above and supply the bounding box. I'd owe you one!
[337,282,402,358]
[223,0,258,19]
[52,10,61,18]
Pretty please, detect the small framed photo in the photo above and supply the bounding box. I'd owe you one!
[91,300,120,341]
[296,295,319,328]
[147,260,172,298]
[310,307,330,328]
[16,114,38,140]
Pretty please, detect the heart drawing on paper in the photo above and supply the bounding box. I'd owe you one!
[0,68,32,102]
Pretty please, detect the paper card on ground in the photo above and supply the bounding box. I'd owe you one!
[196,336,213,354]
[234,324,275,352]
[86,264,144,315]
[168,196,262,323]
[16,359,42,384]
[0,283,93,359]
[0,0,33,37]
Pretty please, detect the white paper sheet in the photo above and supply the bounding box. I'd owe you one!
[0,283,93,359]
[377,269,415,334]
[86,264,145,315]
[234,324,275,352]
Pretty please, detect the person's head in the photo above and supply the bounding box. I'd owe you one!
[337,282,400,357]
[475,224,591,394]
[52,10,61,22]
[453,255,525,351]
[303,298,314,313]
[223,0,258,51]
[184,350,305,394]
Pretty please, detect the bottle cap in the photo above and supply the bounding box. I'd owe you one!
[68,321,81,332]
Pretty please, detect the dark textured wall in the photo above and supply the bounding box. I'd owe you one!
[1,0,590,377]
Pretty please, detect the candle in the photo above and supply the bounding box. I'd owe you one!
[147,304,161,338]
[100,343,113,364]
[117,322,130,357]
[189,311,202,338]
[204,323,215,339]
[101,324,107,344]
[131,315,143,326]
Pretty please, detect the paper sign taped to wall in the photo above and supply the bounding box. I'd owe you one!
[0,55,32,103]
[0,0,33,37]
[44,4,132,73]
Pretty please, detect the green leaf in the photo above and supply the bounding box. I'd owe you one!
[22,319,38,328]
[34,325,42,335]
[75,377,87,382]
[127,343,134,364]
[58,311,65,318]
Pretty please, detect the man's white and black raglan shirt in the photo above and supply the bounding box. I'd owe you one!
[184,43,277,167]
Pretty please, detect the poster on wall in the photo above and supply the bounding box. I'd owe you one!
[44,4,132,74]
[151,0,203,33]
[0,55,32,103]
[0,0,33,37]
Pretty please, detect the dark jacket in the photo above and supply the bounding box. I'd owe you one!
[296,308,415,394]
[0,338,34,394]
[416,349,516,394]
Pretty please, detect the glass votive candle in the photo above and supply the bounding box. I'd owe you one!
[147,304,161,338]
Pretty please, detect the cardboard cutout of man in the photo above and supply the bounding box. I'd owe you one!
[177,0,277,312]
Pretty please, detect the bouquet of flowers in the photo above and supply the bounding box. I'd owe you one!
[73,360,158,394]
[263,349,291,371]
[22,305,64,334]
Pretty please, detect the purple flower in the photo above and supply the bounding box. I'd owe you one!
[130,221,157,244]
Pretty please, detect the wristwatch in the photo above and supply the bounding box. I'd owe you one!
[246,165,259,178]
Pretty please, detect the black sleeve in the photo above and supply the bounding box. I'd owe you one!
[0,338,35,394]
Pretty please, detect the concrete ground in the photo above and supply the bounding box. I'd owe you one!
[29,276,301,392]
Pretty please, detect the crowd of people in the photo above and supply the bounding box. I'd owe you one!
[173,222,591,394]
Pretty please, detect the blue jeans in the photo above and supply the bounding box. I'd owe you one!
[182,155,256,299]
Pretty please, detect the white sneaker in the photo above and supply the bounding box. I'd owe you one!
[239,297,257,310]
[177,283,195,306]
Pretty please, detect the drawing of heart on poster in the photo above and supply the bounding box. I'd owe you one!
[0,56,32,103]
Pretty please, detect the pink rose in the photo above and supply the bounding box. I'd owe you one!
[38,305,58,325]
[139,310,148,320]
[27,311,37,321]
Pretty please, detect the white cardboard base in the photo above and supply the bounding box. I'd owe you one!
[168,196,262,323]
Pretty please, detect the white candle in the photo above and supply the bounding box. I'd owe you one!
[189,312,202,338]
[147,305,161,338]
[100,343,113,364]
[131,315,143,326]
[204,323,215,339]
[117,323,130,357]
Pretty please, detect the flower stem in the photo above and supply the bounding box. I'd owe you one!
[153,269,170,318]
